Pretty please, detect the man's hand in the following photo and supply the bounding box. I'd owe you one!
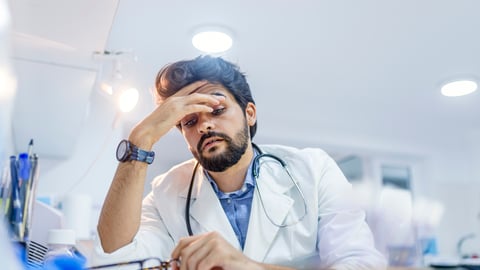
[129,80,225,148]
[171,232,262,270]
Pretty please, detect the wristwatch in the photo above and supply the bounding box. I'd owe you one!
[116,139,155,164]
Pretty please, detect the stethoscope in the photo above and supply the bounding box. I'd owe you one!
[185,143,308,236]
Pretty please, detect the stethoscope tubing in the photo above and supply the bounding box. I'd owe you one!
[185,143,307,236]
[185,162,200,236]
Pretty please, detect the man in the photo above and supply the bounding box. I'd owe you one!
[95,55,386,270]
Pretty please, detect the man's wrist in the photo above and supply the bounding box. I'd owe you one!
[128,124,156,150]
[128,134,154,150]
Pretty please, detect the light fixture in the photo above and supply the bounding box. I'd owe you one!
[118,87,139,113]
[93,50,139,112]
[0,68,16,101]
[192,27,233,54]
[441,79,478,97]
[0,0,10,29]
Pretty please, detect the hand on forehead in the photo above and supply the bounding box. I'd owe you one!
[186,81,228,96]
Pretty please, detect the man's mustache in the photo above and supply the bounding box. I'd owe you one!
[197,131,231,152]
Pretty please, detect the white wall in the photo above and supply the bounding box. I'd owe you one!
[0,0,16,171]
[433,129,480,257]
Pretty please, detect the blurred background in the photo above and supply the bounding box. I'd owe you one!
[1,0,480,267]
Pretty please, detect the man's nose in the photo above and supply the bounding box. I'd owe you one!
[197,115,214,134]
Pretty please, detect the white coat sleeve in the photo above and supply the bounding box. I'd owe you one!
[316,156,387,270]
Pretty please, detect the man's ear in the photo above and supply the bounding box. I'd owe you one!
[245,102,256,126]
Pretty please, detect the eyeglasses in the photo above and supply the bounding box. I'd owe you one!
[86,257,180,270]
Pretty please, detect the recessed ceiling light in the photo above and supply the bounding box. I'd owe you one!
[192,29,233,54]
[441,80,478,97]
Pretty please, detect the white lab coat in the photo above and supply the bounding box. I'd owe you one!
[94,144,386,269]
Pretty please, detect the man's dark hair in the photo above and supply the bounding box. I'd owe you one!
[155,55,257,138]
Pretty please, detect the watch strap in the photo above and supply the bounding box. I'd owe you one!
[117,139,155,164]
[130,144,155,164]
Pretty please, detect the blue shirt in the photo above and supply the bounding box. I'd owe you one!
[204,159,256,249]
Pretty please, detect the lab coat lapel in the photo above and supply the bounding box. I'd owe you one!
[243,163,295,262]
[183,169,241,249]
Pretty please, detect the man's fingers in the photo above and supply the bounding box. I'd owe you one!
[181,241,212,270]
[196,247,223,270]
[171,234,202,259]
[172,80,208,97]
[172,233,220,270]
[183,92,225,106]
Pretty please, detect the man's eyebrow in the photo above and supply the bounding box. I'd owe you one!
[211,92,225,97]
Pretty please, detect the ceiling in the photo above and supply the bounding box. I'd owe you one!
[7,0,480,162]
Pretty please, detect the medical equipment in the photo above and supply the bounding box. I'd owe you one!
[185,143,308,236]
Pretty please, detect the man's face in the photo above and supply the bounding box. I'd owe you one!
[179,83,255,172]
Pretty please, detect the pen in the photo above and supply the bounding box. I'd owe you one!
[27,139,34,158]
[23,153,39,241]
[17,153,30,241]
[5,156,16,218]
[21,139,36,241]
[18,153,30,192]
[1,163,12,215]
[0,166,5,211]
[8,155,23,240]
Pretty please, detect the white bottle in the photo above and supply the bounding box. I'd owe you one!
[43,229,77,266]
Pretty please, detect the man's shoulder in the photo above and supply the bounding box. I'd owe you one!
[257,143,330,158]
[256,144,335,172]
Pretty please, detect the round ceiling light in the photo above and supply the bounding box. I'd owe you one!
[441,80,478,97]
[192,30,233,54]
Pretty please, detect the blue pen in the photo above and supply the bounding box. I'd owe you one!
[18,152,29,183]
[18,153,30,240]
[18,153,30,204]
[9,155,23,241]
[18,140,34,241]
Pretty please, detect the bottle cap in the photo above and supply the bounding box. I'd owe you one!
[47,229,76,246]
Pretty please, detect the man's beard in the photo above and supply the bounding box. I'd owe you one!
[193,123,249,172]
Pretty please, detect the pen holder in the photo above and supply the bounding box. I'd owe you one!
[1,153,40,243]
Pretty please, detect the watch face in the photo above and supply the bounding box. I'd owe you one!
[116,140,129,161]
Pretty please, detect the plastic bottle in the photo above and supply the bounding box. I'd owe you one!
[43,229,84,270]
